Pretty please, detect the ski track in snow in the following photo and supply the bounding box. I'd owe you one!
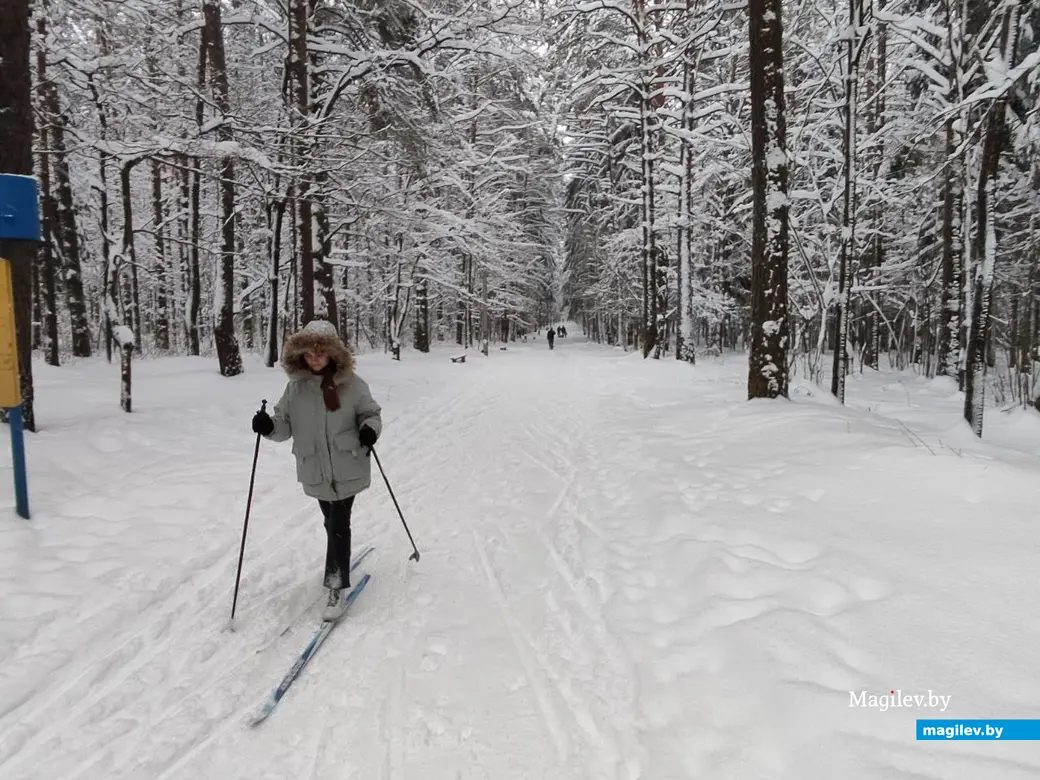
[1,337,1040,779]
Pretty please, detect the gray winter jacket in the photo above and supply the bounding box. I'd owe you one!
[265,323,383,502]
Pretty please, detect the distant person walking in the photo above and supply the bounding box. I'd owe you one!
[547,328,555,350]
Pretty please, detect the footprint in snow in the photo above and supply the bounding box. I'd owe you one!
[420,638,450,672]
[506,676,528,692]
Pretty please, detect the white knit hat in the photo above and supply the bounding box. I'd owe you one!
[302,319,339,338]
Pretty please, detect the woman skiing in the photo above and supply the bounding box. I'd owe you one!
[250,319,383,621]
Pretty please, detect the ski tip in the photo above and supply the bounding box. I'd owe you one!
[247,707,272,728]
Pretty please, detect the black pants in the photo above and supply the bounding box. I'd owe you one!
[319,496,354,589]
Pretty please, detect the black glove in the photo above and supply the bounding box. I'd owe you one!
[358,424,377,449]
[252,410,274,436]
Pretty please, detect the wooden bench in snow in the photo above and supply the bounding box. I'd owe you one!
[450,354,466,363]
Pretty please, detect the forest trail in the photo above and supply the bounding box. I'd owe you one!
[1,334,1039,779]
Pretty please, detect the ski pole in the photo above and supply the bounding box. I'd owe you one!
[370,447,420,562]
[230,399,266,627]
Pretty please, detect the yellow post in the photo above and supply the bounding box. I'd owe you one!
[0,255,27,518]
[0,257,20,407]
[0,174,39,519]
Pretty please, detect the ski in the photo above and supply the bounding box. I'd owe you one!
[249,572,371,727]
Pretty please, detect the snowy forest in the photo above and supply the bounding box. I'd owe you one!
[2,0,1039,434]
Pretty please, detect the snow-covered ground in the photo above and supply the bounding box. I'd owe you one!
[1,328,1039,780]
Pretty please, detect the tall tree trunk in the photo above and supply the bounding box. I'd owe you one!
[637,29,659,355]
[177,157,199,354]
[964,7,1019,435]
[123,165,141,342]
[34,10,60,366]
[312,173,338,324]
[938,118,964,379]
[118,162,140,345]
[289,0,314,324]
[746,0,790,399]
[831,0,864,402]
[0,0,35,429]
[108,163,135,413]
[35,136,59,366]
[46,100,90,357]
[287,192,299,332]
[203,0,243,376]
[677,43,696,364]
[480,267,489,356]
[151,160,170,350]
[938,1,967,381]
[187,21,208,356]
[414,274,430,352]
[1023,259,1037,404]
[865,1,886,371]
[265,193,286,367]
[456,255,467,345]
[1029,260,1039,408]
[88,74,115,363]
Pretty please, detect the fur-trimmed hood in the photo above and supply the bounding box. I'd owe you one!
[280,320,356,385]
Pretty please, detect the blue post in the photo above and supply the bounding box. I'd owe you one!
[9,404,27,518]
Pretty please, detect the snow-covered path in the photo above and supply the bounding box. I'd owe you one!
[2,333,1040,779]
